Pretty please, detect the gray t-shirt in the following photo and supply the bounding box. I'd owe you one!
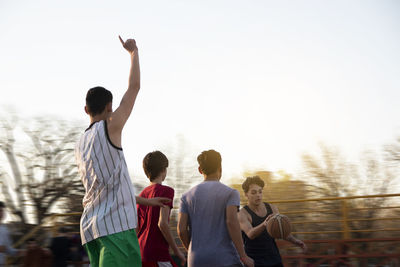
[180,181,242,267]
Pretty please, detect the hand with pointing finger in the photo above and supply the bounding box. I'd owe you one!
[119,35,138,54]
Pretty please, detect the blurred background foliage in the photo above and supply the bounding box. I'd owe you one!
[1,109,399,246]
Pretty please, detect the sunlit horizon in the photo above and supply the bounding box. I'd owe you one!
[1,0,400,184]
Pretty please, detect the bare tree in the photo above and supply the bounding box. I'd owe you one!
[0,113,83,225]
[300,144,395,239]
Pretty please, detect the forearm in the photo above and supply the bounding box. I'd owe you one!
[135,196,149,206]
[247,222,267,239]
[178,229,190,250]
[159,223,181,254]
[128,51,140,90]
[118,52,140,118]
[285,234,299,245]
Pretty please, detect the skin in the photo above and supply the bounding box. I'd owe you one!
[85,36,169,208]
[146,170,187,266]
[238,184,308,253]
[177,166,254,267]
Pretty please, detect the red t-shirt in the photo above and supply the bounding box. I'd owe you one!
[137,183,174,262]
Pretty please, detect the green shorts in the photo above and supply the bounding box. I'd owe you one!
[84,229,141,267]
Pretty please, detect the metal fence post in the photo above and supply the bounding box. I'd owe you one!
[341,199,350,239]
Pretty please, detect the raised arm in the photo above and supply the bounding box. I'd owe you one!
[226,206,254,267]
[158,206,186,265]
[108,36,141,136]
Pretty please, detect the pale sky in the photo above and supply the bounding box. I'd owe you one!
[1,0,400,181]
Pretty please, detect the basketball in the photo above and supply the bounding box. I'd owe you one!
[266,213,291,239]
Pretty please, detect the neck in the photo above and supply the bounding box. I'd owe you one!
[204,174,220,181]
[90,113,108,124]
[248,202,263,211]
[151,176,163,185]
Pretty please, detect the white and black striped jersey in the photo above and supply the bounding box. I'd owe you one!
[75,120,137,245]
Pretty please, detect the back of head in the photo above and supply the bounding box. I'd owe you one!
[86,86,113,116]
[197,149,222,175]
[242,176,265,193]
[143,151,169,181]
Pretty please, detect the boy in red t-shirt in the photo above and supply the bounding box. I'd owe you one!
[137,151,186,267]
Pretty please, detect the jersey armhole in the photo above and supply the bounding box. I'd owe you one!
[264,202,273,215]
[103,120,123,150]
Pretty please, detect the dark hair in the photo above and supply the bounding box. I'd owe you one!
[197,149,221,175]
[143,151,169,181]
[85,86,113,116]
[0,201,4,208]
[242,176,265,193]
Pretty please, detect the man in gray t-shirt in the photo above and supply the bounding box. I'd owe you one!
[178,150,254,267]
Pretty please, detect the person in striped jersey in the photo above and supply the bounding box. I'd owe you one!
[75,36,170,267]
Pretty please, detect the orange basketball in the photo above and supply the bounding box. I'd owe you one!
[266,213,291,239]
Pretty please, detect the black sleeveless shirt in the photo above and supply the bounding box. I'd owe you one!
[242,203,282,267]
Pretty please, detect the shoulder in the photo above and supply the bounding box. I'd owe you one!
[227,187,240,197]
[160,184,174,193]
[159,184,174,198]
[266,202,279,213]
[139,185,152,196]
[238,206,252,222]
[217,182,238,194]
[238,206,249,217]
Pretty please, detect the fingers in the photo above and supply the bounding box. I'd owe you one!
[118,35,125,46]
[265,214,274,222]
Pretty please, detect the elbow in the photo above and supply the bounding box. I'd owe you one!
[247,233,256,240]
[128,83,140,92]
[158,221,168,232]
[133,82,141,91]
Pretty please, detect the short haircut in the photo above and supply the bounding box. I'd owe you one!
[242,176,265,193]
[0,201,4,208]
[143,151,169,181]
[197,149,221,175]
[85,86,113,116]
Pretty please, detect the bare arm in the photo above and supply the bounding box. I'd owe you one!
[271,204,307,252]
[177,212,190,251]
[285,234,307,252]
[226,206,254,267]
[238,208,269,240]
[108,36,141,139]
[158,206,186,265]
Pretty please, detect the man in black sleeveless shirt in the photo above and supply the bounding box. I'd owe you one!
[238,176,307,267]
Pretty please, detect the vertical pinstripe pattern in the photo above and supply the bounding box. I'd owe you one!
[75,120,137,245]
